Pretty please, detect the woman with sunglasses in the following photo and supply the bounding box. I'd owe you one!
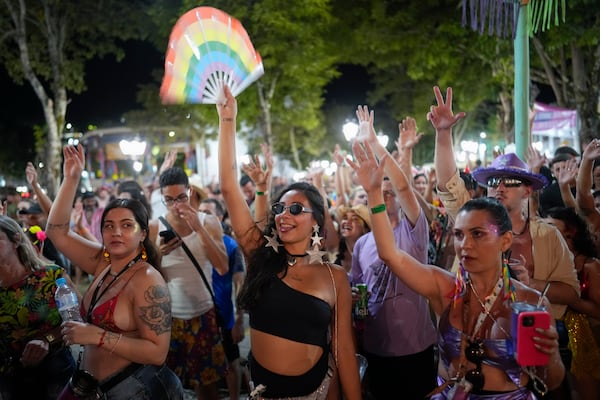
[217,86,361,399]
[349,141,565,399]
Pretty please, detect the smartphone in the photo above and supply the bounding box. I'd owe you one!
[514,310,551,366]
[159,229,176,242]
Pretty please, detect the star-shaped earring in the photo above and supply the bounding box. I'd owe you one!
[264,228,280,253]
[307,247,326,264]
[311,224,323,247]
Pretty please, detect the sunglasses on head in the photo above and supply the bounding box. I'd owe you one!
[464,339,485,392]
[271,202,313,216]
[486,177,524,189]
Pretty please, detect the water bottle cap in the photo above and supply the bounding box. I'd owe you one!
[56,277,67,286]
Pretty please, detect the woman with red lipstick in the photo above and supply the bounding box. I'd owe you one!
[46,145,183,399]
[349,140,566,399]
[217,86,361,399]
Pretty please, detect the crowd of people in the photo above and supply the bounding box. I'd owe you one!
[1,83,600,400]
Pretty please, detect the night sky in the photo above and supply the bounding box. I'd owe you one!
[0,40,369,136]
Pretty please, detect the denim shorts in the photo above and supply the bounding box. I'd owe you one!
[99,364,183,400]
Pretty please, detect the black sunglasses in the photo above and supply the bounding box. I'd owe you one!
[271,202,313,216]
[486,177,524,189]
[465,339,485,392]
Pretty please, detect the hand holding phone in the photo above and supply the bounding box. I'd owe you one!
[513,310,551,366]
[159,229,176,242]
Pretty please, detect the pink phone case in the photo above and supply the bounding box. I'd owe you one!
[515,310,551,366]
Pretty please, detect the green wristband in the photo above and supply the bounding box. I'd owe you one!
[370,204,386,214]
[256,191,265,196]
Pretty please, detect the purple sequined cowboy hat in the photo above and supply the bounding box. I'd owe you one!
[471,153,549,191]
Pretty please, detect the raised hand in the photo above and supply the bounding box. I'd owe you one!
[427,86,466,131]
[397,117,424,151]
[347,141,388,194]
[62,145,85,180]
[582,138,600,161]
[355,105,377,143]
[526,145,546,174]
[333,144,347,167]
[25,162,38,186]
[216,85,237,121]
[159,150,178,176]
[556,158,578,186]
[241,145,273,188]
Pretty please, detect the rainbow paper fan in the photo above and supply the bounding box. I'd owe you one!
[160,7,264,104]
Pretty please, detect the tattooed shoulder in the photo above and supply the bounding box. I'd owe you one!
[139,285,172,335]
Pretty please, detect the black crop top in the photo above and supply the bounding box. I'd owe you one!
[250,277,332,349]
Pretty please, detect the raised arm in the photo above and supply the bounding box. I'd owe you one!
[46,146,103,274]
[347,140,454,315]
[555,158,578,210]
[526,145,546,217]
[25,162,53,214]
[577,140,600,217]
[429,86,466,191]
[356,105,421,225]
[240,143,273,228]
[395,116,424,185]
[217,86,261,254]
[333,144,350,207]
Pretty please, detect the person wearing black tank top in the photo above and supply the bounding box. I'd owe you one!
[217,85,362,399]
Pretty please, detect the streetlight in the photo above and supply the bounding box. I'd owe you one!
[377,134,389,147]
[343,121,358,142]
[120,138,147,178]
[119,139,147,157]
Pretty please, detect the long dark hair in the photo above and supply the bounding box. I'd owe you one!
[237,182,325,310]
[101,198,162,272]
[545,207,598,258]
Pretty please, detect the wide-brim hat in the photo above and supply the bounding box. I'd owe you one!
[471,153,549,191]
[337,204,371,230]
[188,175,208,201]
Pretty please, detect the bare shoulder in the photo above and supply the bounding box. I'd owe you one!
[130,262,168,288]
[326,262,351,287]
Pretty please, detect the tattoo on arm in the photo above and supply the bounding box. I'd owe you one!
[46,222,71,231]
[139,285,172,335]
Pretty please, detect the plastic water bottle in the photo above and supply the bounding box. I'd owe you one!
[55,277,83,322]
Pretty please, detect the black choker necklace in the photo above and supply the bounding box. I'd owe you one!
[285,250,308,267]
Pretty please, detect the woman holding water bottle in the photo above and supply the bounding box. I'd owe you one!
[0,215,76,399]
[47,145,183,399]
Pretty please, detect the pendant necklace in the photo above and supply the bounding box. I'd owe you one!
[285,250,308,267]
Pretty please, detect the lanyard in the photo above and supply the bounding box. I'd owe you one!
[86,253,142,323]
[468,276,503,338]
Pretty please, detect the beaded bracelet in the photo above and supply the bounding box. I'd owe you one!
[98,330,107,347]
[370,204,386,214]
[256,191,265,196]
